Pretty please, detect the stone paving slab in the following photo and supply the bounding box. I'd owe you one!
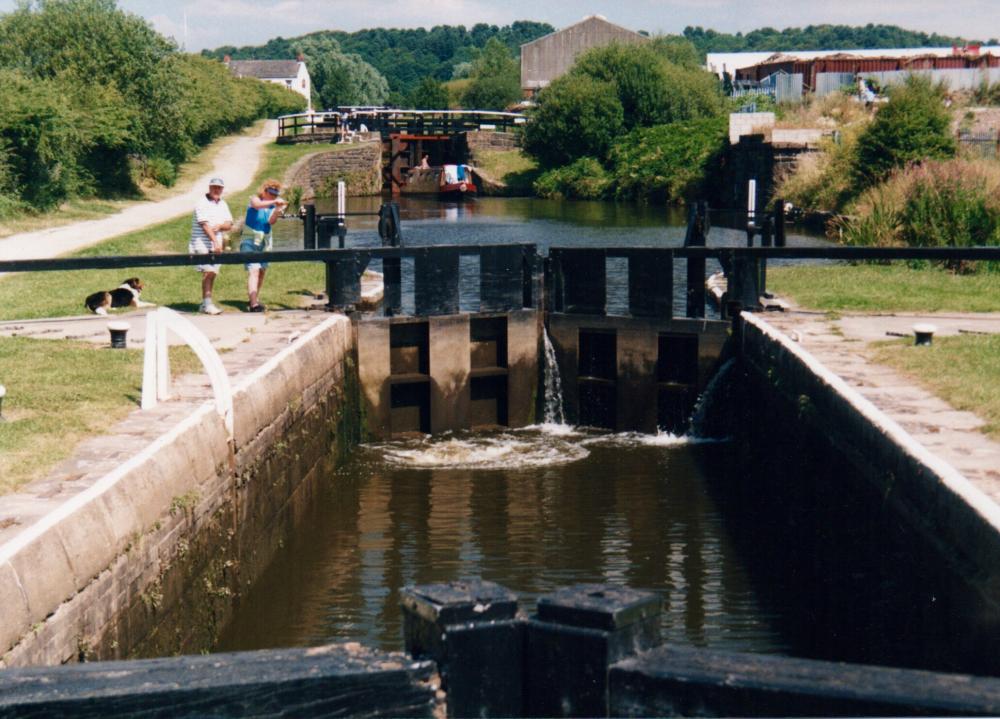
[0,304,332,353]
[766,310,1000,500]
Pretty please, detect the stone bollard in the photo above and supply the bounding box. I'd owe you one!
[401,580,523,718]
[524,584,662,718]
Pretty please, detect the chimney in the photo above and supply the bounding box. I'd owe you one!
[297,53,305,62]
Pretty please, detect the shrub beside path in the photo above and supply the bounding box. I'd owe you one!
[0,121,278,263]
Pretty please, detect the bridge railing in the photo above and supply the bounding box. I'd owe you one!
[277,109,527,141]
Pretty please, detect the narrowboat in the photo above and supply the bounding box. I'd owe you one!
[403,164,477,199]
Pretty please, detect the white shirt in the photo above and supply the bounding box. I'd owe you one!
[189,195,233,252]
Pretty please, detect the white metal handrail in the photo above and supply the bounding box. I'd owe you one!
[141,307,233,440]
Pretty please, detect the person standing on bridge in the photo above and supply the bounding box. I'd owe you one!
[241,179,287,312]
[190,177,233,315]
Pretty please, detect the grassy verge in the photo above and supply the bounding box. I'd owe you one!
[767,264,1000,313]
[473,148,540,195]
[0,339,200,494]
[0,121,267,239]
[869,335,1000,440]
[0,141,330,321]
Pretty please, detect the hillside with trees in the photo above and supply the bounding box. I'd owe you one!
[683,23,994,57]
[0,0,304,218]
[205,22,554,105]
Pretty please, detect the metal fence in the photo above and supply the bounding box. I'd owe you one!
[815,72,856,97]
[959,130,1000,159]
[859,68,1000,93]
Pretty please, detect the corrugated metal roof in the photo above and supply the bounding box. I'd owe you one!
[228,60,302,80]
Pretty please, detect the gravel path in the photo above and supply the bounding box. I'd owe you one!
[0,121,277,263]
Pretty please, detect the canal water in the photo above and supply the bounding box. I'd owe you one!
[218,198,984,675]
[217,430,792,655]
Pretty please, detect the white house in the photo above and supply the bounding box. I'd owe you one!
[226,57,312,110]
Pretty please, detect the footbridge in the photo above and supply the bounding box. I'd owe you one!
[277,109,526,144]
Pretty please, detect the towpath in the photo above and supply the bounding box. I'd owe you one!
[0,121,278,263]
[764,310,1000,493]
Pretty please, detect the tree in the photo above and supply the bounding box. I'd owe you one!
[650,35,702,69]
[311,51,389,109]
[406,77,450,109]
[460,38,521,110]
[204,23,555,98]
[0,0,303,212]
[609,116,728,202]
[854,75,956,186]
[570,43,723,130]
[522,75,624,167]
[682,23,979,56]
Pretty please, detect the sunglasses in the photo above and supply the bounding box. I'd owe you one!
[266,188,281,196]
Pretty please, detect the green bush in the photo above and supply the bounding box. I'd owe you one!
[522,75,624,167]
[570,43,723,129]
[533,157,612,200]
[839,159,1000,271]
[854,74,955,186]
[609,117,727,203]
[406,77,450,109]
[775,126,864,212]
[460,38,521,110]
[145,157,178,188]
[0,0,305,214]
[0,70,92,208]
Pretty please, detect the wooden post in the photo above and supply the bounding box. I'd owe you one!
[684,203,707,319]
[773,197,786,248]
[303,204,316,250]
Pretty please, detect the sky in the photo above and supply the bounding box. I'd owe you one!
[0,0,995,52]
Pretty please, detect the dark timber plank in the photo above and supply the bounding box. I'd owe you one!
[610,644,1000,717]
[0,644,437,718]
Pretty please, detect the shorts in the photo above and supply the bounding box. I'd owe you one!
[240,230,271,270]
[189,238,220,273]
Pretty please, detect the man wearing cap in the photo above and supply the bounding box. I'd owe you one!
[189,177,234,315]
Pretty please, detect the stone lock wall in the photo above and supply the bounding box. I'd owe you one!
[284,143,383,199]
[0,317,359,666]
[465,130,520,154]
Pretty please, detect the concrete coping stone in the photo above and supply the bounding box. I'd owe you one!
[743,312,1000,534]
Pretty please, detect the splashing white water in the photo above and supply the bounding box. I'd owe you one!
[686,358,736,440]
[542,327,566,426]
[373,432,589,470]
[580,431,725,448]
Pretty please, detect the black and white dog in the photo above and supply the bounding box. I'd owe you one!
[85,278,154,315]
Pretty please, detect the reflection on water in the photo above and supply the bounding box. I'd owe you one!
[270,195,831,317]
[273,195,830,252]
[216,433,787,655]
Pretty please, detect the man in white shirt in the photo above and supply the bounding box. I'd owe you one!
[190,177,234,314]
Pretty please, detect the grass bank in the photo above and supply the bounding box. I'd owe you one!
[870,335,1000,440]
[0,339,199,494]
[473,148,540,195]
[0,122,267,240]
[767,264,1000,313]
